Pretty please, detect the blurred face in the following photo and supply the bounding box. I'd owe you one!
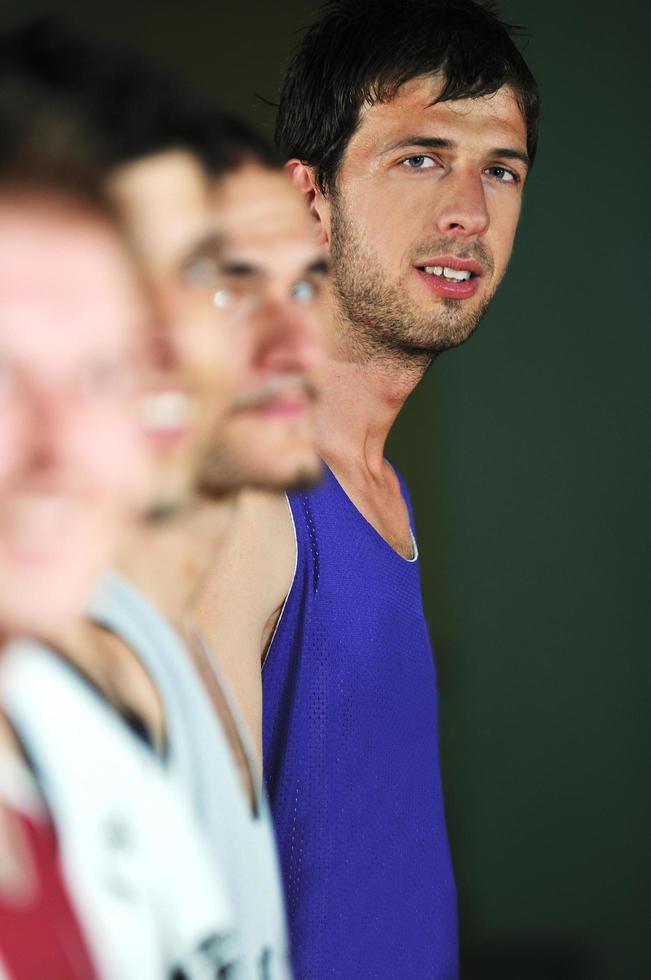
[0,199,149,636]
[202,165,327,493]
[316,75,528,357]
[108,150,235,513]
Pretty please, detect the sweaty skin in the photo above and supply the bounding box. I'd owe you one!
[188,76,528,760]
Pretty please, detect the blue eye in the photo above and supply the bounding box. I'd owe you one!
[403,155,435,170]
[182,254,220,289]
[291,279,316,303]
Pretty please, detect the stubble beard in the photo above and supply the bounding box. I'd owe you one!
[329,192,498,364]
[198,435,323,498]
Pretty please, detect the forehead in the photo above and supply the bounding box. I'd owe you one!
[211,165,316,253]
[0,204,142,362]
[108,149,211,269]
[346,74,527,163]
[110,149,208,219]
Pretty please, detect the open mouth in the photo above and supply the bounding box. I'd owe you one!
[140,390,193,448]
[255,392,310,420]
[415,257,483,299]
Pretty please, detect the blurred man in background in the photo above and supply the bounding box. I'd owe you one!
[100,85,327,980]
[0,132,236,977]
[186,147,330,759]
[222,1,540,977]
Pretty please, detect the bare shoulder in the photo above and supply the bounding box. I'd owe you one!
[205,489,296,611]
[187,490,295,760]
[231,488,295,545]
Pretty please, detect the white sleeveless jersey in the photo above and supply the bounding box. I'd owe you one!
[0,640,238,980]
[89,571,292,980]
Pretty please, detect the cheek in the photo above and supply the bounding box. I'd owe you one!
[79,410,152,508]
[350,192,422,276]
[0,414,22,483]
[177,313,232,386]
[366,171,425,223]
[353,185,400,247]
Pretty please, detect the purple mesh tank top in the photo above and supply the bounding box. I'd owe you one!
[263,463,458,979]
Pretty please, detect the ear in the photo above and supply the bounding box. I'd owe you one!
[285,159,330,247]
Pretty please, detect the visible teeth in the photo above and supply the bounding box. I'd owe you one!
[443,267,471,280]
[140,391,191,431]
[424,265,472,281]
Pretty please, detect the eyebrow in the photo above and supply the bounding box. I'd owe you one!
[384,134,529,169]
[384,135,454,153]
[220,260,259,278]
[220,255,330,279]
[491,147,530,168]
[307,257,330,277]
[185,232,224,264]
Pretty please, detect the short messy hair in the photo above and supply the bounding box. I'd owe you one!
[275,0,541,193]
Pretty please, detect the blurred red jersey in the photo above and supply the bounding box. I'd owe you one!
[0,806,97,979]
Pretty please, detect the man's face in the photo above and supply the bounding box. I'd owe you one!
[317,75,528,359]
[0,200,149,634]
[201,165,327,493]
[108,150,235,513]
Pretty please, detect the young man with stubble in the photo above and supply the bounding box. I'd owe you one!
[196,1,542,977]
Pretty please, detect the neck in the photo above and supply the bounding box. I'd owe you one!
[316,321,430,480]
[116,494,237,621]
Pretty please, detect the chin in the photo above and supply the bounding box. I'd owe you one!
[199,433,323,496]
[257,452,324,493]
[0,582,88,636]
[144,466,195,520]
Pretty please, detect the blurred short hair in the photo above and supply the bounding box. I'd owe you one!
[0,17,278,181]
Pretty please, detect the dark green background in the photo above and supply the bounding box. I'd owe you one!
[3,2,647,977]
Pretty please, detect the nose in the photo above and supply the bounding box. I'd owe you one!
[146,289,182,373]
[23,387,81,475]
[147,320,180,373]
[252,298,324,375]
[435,168,490,239]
